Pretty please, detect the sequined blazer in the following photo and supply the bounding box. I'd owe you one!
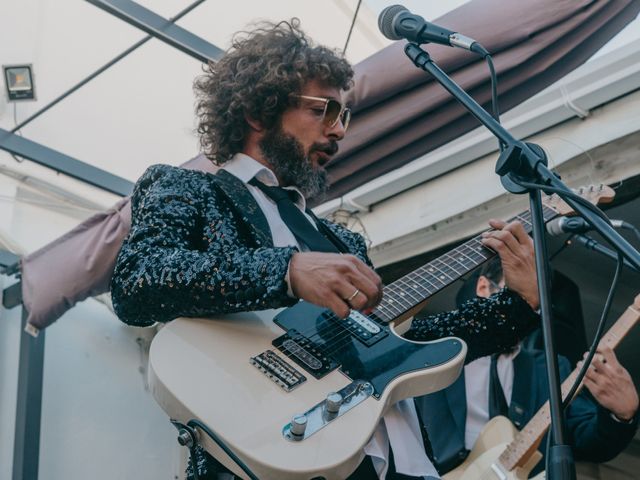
[111,163,539,362]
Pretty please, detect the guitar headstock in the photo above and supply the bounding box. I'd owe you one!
[543,184,615,215]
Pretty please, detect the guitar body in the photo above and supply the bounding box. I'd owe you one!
[444,416,542,480]
[149,301,466,480]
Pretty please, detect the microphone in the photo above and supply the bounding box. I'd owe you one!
[572,234,640,273]
[546,216,625,236]
[378,4,487,55]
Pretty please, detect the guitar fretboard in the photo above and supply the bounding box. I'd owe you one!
[497,297,640,471]
[371,206,558,324]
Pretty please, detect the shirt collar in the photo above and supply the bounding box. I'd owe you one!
[222,153,307,210]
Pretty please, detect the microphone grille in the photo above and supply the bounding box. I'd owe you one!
[546,216,565,236]
[378,4,407,40]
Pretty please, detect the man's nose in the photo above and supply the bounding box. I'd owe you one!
[326,118,346,141]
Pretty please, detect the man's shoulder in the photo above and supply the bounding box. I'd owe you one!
[140,163,216,184]
[133,163,226,196]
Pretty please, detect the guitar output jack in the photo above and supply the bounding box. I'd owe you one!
[170,419,199,448]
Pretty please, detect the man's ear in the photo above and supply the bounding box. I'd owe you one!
[476,275,493,299]
[245,113,264,132]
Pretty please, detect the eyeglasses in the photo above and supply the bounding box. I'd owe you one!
[293,95,352,131]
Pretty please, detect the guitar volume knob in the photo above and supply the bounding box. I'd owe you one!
[290,414,307,437]
[325,392,343,414]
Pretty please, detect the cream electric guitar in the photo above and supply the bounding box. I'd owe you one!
[444,293,640,480]
[148,186,614,480]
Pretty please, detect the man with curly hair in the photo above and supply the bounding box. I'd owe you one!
[111,20,542,479]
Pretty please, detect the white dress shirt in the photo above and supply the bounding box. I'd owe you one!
[222,153,439,479]
[463,346,520,450]
[222,153,313,249]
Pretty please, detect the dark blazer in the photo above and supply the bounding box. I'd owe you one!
[110,164,371,326]
[416,348,638,476]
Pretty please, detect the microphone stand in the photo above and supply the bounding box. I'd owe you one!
[570,235,640,273]
[403,42,640,480]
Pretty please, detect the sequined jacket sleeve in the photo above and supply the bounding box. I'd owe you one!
[110,164,300,326]
[405,288,539,363]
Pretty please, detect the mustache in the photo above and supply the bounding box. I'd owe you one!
[312,141,339,156]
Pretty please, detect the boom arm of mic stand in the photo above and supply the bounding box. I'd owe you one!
[403,43,640,271]
[403,42,638,480]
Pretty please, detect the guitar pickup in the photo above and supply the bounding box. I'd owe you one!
[322,310,388,347]
[272,330,338,379]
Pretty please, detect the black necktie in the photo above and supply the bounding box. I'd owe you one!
[488,354,510,419]
[250,179,340,253]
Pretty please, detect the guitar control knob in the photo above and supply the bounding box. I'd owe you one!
[290,414,307,437]
[325,392,343,414]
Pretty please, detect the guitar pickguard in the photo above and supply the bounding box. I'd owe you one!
[274,301,464,397]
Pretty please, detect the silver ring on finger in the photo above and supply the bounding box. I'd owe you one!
[346,289,360,303]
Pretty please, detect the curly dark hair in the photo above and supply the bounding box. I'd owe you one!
[194,19,354,164]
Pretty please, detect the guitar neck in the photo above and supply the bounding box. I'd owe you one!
[497,295,640,471]
[371,205,558,324]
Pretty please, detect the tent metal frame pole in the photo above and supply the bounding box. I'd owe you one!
[12,306,45,480]
[0,128,134,197]
[85,0,223,63]
[12,0,210,134]
[1,251,43,480]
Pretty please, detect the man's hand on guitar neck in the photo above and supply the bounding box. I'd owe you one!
[289,252,383,319]
[578,347,639,422]
[481,219,540,310]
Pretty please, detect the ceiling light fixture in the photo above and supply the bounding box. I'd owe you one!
[3,64,36,101]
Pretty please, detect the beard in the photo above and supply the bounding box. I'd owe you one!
[259,125,335,199]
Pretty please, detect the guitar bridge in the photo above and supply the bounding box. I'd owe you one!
[250,350,306,392]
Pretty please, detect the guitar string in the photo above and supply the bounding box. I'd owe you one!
[275,207,569,362]
[275,191,599,359]
[286,237,494,358]
[292,211,536,352]
[284,238,500,360]
[317,245,487,355]
[292,221,512,348]
[279,212,539,359]
[291,232,522,358]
